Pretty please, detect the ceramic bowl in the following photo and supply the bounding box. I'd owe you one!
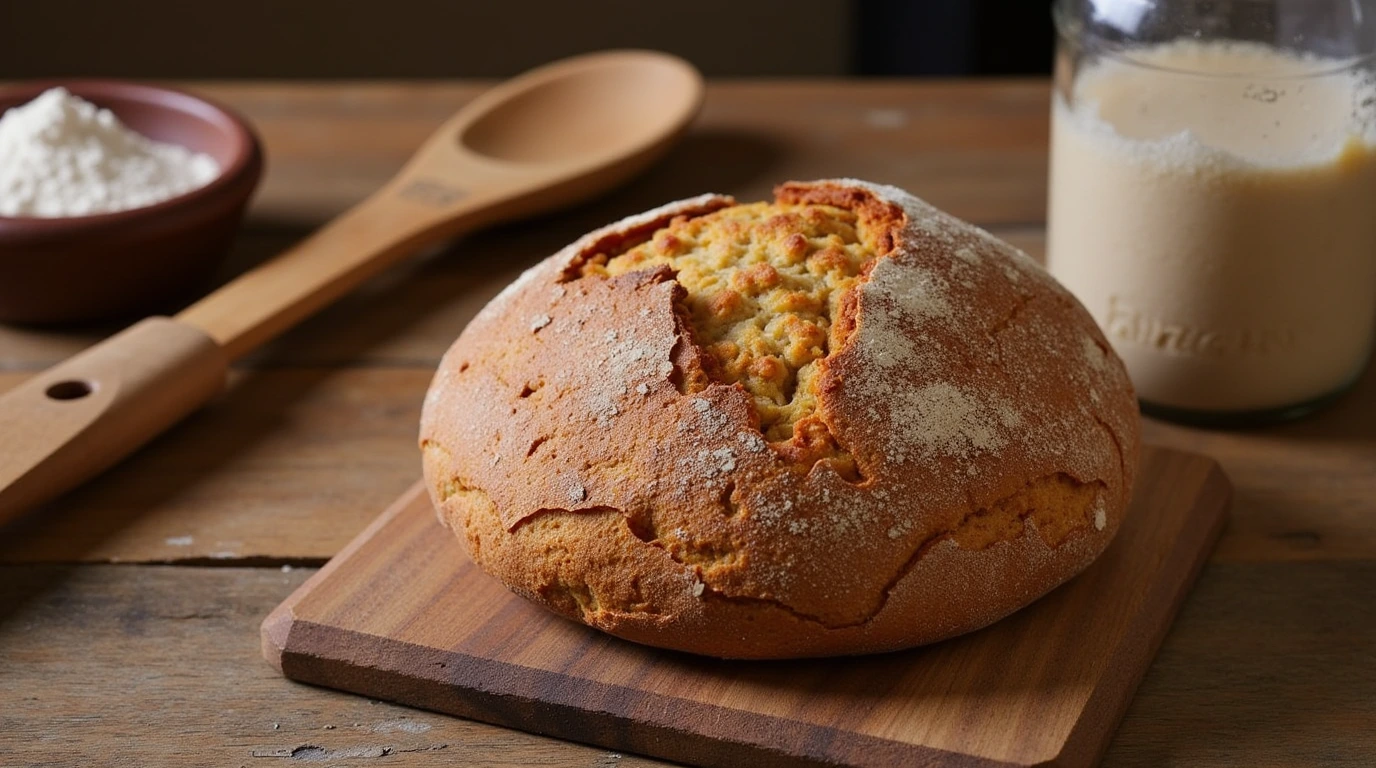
[0,81,263,325]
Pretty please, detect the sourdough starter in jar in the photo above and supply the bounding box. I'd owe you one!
[1047,40,1376,417]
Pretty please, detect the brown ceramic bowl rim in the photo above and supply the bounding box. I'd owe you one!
[0,80,261,231]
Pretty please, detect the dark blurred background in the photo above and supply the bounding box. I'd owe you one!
[0,0,1055,78]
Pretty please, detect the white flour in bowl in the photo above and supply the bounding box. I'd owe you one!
[0,87,221,217]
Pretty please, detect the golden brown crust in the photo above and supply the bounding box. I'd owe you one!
[420,180,1140,659]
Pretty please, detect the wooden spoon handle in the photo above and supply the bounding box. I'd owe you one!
[178,177,499,360]
[0,317,227,525]
[0,181,484,524]
[0,177,502,524]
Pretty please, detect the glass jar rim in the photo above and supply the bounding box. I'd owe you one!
[1053,3,1376,80]
[1051,8,1376,79]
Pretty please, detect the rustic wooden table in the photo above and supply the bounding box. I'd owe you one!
[1,81,1372,767]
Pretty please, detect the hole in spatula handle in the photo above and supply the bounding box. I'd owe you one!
[45,380,94,401]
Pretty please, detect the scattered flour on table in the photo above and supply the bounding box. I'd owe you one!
[0,87,220,217]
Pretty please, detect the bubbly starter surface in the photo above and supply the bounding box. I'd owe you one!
[1047,41,1376,412]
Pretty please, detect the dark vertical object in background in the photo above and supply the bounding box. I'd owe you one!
[857,0,1055,75]
[971,2,1056,74]
[856,0,975,75]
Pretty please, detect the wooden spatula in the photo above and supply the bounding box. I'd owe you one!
[0,50,703,524]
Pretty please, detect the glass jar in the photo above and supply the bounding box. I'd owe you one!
[1047,0,1376,426]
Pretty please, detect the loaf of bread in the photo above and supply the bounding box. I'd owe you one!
[420,179,1139,658]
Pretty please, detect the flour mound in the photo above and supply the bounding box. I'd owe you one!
[0,87,221,217]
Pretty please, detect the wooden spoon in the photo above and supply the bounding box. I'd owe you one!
[0,50,703,524]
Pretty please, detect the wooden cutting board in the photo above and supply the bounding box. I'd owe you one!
[263,444,1230,768]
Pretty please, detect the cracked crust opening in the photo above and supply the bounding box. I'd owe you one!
[583,202,887,447]
[420,179,1140,659]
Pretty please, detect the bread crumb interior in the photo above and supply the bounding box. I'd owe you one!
[581,203,882,442]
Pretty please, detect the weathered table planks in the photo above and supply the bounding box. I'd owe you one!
[1,81,1373,767]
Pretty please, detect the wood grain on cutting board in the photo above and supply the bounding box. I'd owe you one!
[263,445,1229,768]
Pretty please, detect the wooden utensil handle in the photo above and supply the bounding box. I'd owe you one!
[177,180,498,361]
[0,179,505,524]
[0,317,227,525]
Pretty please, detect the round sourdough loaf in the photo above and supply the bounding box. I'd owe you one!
[420,179,1139,658]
